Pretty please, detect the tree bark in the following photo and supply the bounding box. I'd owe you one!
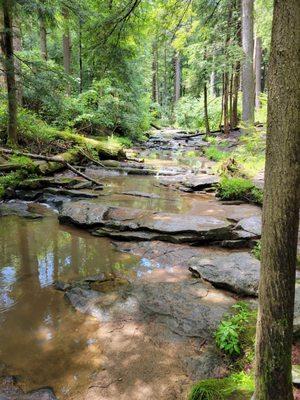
[62,6,71,75]
[254,35,262,109]
[12,18,22,105]
[173,51,181,104]
[241,0,255,132]
[231,62,240,128]
[203,82,210,134]
[0,0,17,145]
[38,11,48,61]
[254,0,300,399]
[210,70,216,98]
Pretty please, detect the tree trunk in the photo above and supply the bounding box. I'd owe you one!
[151,42,158,103]
[203,82,210,134]
[231,62,240,128]
[241,0,255,132]
[254,0,300,399]
[210,65,216,98]
[173,51,181,104]
[223,72,230,134]
[12,18,22,105]
[79,18,83,93]
[0,0,17,145]
[254,35,262,109]
[62,7,71,75]
[38,11,48,61]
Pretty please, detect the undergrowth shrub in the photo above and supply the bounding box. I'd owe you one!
[252,241,261,260]
[205,146,228,162]
[217,177,263,205]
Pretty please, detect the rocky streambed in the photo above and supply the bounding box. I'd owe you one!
[0,128,299,400]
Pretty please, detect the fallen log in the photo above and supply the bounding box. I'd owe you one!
[0,147,103,187]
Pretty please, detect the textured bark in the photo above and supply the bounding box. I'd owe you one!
[0,0,17,144]
[241,0,255,131]
[223,1,233,135]
[38,11,48,61]
[254,0,300,399]
[254,36,262,109]
[203,82,210,134]
[62,7,71,75]
[173,51,181,104]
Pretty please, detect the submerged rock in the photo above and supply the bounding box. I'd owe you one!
[0,201,44,219]
[188,252,260,296]
[0,376,57,400]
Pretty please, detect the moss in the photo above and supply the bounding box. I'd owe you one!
[188,372,254,400]
[205,146,228,162]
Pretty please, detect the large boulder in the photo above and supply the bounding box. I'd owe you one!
[188,252,260,296]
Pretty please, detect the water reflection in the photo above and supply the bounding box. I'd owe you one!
[0,214,140,397]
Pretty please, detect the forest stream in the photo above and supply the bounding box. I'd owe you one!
[0,129,298,400]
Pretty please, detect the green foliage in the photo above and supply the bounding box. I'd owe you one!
[217,177,263,205]
[252,241,261,260]
[204,146,228,162]
[0,170,37,198]
[215,302,255,357]
[188,371,254,400]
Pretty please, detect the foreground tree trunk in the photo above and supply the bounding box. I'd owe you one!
[254,0,300,399]
[241,0,255,132]
[0,0,17,144]
[12,18,22,105]
[254,35,262,109]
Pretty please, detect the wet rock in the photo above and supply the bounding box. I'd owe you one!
[53,280,71,291]
[292,365,300,385]
[181,176,220,191]
[0,201,43,219]
[188,252,260,296]
[236,215,262,236]
[0,376,57,400]
[183,346,227,380]
[44,188,99,198]
[59,202,109,226]
[293,285,300,337]
[121,191,161,199]
[65,280,235,339]
[59,201,233,244]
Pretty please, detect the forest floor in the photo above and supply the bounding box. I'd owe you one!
[0,128,299,400]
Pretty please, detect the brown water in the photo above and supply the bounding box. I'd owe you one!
[0,212,144,398]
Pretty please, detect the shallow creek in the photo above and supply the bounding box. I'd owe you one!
[0,144,262,399]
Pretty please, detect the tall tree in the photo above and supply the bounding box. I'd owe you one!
[254,1,300,399]
[173,51,181,104]
[0,0,18,144]
[254,35,262,109]
[241,0,255,131]
[38,6,48,60]
[62,6,71,75]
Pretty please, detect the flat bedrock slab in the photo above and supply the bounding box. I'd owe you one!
[235,215,262,236]
[59,201,234,243]
[0,201,44,219]
[188,252,260,296]
[65,280,235,339]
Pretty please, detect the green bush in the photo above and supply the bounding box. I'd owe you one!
[205,146,228,162]
[188,371,254,400]
[217,177,263,204]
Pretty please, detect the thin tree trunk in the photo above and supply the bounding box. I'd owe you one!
[219,73,224,131]
[210,67,216,98]
[223,72,230,134]
[229,71,233,128]
[173,51,181,104]
[152,42,158,103]
[241,0,255,132]
[12,19,22,105]
[254,0,300,399]
[0,0,17,144]
[62,7,71,75]
[254,35,262,109]
[38,11,47,61]
[231,62,240,128]
[79,18,83,93]
[203,82,210,134]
